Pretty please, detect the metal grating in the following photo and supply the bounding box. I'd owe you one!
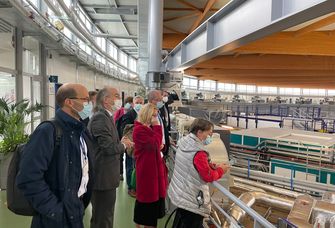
[0,18,12,33]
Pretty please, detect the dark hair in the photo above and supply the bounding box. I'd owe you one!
[89,91,97,100]
[190,119,214,135]
[125,96,133,104]
[55,86,77,107]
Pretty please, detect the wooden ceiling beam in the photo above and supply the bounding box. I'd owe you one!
[294,14,335,37]
[163,31,335,55]
[236,31,335,56]
[188,0,219,33]
[185,68,335,77]
[163,33,187,49]
[193,55,335,70]
[164,7,219,11]
[164,12,200,22]
[163,25,187,35]
[176,0,202,12]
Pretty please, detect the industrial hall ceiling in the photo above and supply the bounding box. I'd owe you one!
[81,0,335,89]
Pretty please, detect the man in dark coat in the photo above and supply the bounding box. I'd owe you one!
[16,83,94,228]
[88,86,133,228]
[118,95,144,197]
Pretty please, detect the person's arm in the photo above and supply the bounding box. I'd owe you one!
[90,113,124,154]
[133,125,162,150]
[193,151,224,182]
[16,123,64,221]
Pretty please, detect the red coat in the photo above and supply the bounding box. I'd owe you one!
[133,121,168,203]
[113,107,124,123]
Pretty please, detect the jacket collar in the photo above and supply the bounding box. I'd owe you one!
[56,109,85,132]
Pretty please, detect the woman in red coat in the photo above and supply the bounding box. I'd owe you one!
[133,103,168,228]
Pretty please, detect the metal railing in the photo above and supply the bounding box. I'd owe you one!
[210,181,276,228]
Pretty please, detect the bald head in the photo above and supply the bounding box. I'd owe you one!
[56,83,88,107]
[148,90,162,105]
[55,83,89,120]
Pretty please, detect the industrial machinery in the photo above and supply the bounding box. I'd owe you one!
[271,96,287,104]
[169,112,335,228]
[213,94,226,102]
[231,94,245,103]
[195,92,204,100]
[251,95,265,103]
[296,96,312,105]
[320,97,335,105]
[230,128,335,186]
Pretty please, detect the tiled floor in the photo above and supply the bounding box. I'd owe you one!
[0,177,172,228]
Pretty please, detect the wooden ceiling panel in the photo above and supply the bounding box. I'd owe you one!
[193,55,335,71]
[236,31,335,56]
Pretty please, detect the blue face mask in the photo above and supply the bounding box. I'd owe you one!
[156,101,164,109]
[203,135,213,145]
[134,104,142,112]
[124,103,132,110]
[77,102,93,120]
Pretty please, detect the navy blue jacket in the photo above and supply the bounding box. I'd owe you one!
[16,109,94,228]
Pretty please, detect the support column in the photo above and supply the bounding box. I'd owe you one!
[146,0,163,89]
[15,28,23,101]
[40,43,49,121]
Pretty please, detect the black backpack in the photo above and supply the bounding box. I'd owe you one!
[6,119,62,216]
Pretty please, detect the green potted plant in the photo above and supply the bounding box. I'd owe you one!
[0,98,43,189]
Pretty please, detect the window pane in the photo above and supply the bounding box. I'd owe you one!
[0,31,15,70]
[0,72,15,102]
[23,36,40,75]
[303,89,325,96]
[258,86,277,94]
[328,90,335,96]
[218,83,235,92]
[237,84,256,93]
[279,88,300,95]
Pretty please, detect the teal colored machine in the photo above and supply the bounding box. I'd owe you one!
[230,128,335,185]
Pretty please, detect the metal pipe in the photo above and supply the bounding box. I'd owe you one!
[313,214,326,228]
[212,182,276,228]
[146,0,163,89]
[90,34,137,39]
[43,0,136,74]
[223,191,293,227]
[148,0,163,73]
[231,167,335,193]
[233,177,302,198]
[330,215,335,227]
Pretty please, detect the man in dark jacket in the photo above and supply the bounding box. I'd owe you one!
[16,83,94,228]
[88,86,133,228]
[118,95,144,197]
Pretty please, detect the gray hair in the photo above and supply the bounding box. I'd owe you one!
[147,90,161,103]
[94,87,110,112]
[134,95,144,102]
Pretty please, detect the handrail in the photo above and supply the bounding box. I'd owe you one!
[211,181,275,228]
[11,0,140,84]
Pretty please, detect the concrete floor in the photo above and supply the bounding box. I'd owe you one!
[0,176,172,228]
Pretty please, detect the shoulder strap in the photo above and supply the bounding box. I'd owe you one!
[39,118,63,147]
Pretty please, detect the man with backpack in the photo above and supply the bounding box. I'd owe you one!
[16,83,94,228]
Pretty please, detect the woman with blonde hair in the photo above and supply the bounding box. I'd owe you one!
[132,103,168,228]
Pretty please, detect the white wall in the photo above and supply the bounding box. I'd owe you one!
[46,50,141,117]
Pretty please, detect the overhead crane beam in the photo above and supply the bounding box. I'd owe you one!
[164,0,335,71]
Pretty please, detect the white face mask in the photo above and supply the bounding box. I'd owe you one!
[162,96,169,103]
[113,99,122,110]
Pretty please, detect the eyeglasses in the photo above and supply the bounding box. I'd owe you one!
[68,97,90,102]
